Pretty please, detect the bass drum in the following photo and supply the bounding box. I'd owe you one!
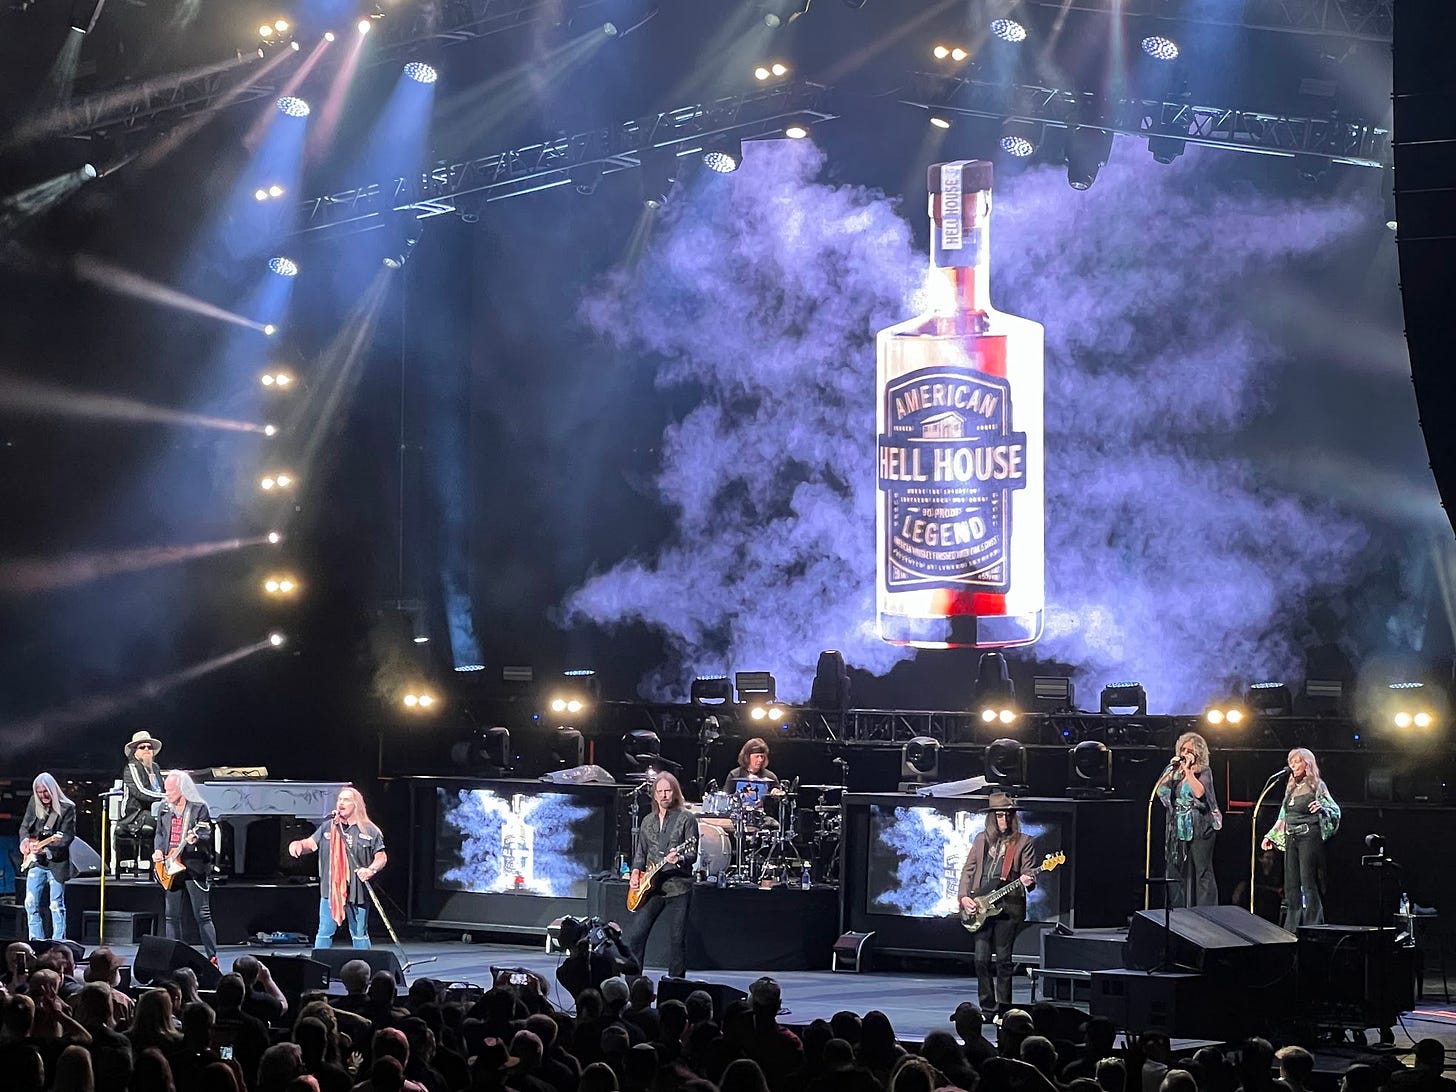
[701,792,736,817]
[696,820,733,877]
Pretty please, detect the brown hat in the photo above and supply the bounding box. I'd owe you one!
[471,1037,521,1071]
[124,730,163,758]
[987,792,1018,812]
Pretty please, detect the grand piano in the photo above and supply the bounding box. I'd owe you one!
[196,772,348,874]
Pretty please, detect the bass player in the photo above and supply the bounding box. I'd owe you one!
[624,771,697,979]
[956,792,1038,1016]
[151,771,218,965]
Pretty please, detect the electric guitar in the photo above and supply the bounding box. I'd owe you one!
[959,851,1066,933]
[20,833,64,873]
[626,838,695,912]
[155,822,210,890]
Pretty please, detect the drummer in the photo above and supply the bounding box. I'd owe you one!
[727,738,785,814]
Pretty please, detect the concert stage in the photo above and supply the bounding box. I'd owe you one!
[63,876,324,945]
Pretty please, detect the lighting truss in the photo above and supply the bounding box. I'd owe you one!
[903,72,1390,167]
[1016,0,1393,42]
[292,82,838,236]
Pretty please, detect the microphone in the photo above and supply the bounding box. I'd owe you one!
[1266,766,1291,783]
[705,780,720,794]
[1166,757,1181,770]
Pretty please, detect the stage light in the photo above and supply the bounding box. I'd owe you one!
[264,424,278,436]
[1415,712,1434,728]
[357,17,372,34]
[755,66,771,80]
[603,21,620,36]
[998,708,1016,725]
[268,184,284,198]
[951,48,968,61]
[260,476,276,491]
[259,24,273,38]
[771,62,788,76]
[930,115,952,130]
[1032,677,1075,712]
[932,45,950,59]
[1067,740,1112,795]
[268,256,299,277]
[255,189,268,201]
[262,575,298,596]
[990,18,1027,43]
[985,737,1027,786]
[263,324,278,336]
[550,727,585,768]
[1000,133,1034,157]
[261,370,293,388]
[1141,35,1179,61]
[784,124,809,139]
[901,736,940,782]
[703,137,742,174]
[275,473,292,487]
[641,149,679,209]
[267,531,282,544]
[404,61,437,84]
[1065,126,1113,190]
[1246,681,1293,717]
[690,675,733,705]
[289,40,300,51]
[260,472,294,491]
[274,19,289,32]
[623,728,678,774]
[276,96,310,118]
[750,705,766,721]
[810,650,851,711]
[268,632,286,647]
[403,694,418,707]
[1394,711,1412,728]
[1203,703,1246,727]
[324,31,336,42]
[973,653,1016,727]
[549,697,586,715]
[403,690,439,711]
[1099,681,1147,715]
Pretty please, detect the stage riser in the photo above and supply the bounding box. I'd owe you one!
[65,880,329,946]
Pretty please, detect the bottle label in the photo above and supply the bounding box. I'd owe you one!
[878,366,1027,592]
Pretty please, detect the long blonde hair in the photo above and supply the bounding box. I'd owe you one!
[337,787,380,838]
[1285,748,1323,796]
[1173,732,1210,771]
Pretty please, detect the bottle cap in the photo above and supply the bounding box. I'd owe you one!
[928,160,994,196]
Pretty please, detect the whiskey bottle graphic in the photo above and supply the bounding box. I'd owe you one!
[943,811,974,906]
[501,794,535,891]
[877,160,1044,648]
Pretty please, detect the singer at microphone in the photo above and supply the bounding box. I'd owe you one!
[288,787,388,950]
[1260,748,1341,932]
[1156,732,1221,909]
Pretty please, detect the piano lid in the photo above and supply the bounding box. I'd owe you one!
[199,779,349,817]
[195,767,270,780]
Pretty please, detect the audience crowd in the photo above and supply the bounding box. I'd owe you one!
[1,940,1450,1092]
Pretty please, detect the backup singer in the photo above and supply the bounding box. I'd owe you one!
[289,786,387,949]
[119,730,167,857]
[625,771,698,979]
[728,738,780,784]
[957,792,1038,1015]
[20,773,77,941]
[152,771,219,963]
[1156,731,1222,907]
[1262,748,1340,931]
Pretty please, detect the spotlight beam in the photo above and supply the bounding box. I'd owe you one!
[0,639,275,750]
[0,536,274,595]
[72,255,275,332]
[0,372,272,433]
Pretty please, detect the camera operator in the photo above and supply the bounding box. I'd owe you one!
[556,917,638,1000]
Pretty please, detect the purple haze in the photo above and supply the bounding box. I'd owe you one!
[568,138,1373,710]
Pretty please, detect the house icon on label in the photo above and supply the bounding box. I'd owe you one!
[921,412,965,440]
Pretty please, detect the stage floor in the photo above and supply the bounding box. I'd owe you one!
[76,937,1456,1062]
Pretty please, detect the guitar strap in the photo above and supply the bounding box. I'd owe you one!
[999,835,1020,881]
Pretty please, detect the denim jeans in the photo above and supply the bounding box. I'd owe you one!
[316,898,370,949]
[25,865,66,940]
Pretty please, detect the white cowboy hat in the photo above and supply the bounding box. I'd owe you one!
[124,730,163,758]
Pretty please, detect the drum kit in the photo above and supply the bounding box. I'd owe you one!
[693,781,843,886]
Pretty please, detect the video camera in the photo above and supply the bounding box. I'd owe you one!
[556,915,638,998]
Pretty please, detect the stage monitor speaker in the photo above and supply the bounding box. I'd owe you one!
[657,977,747,1020]
[257,954,331,1002]
[311,947,405,986]
[1127,905,1296,982]
[1297,925,1415,1028]
[1090,969,1223,1038]
[134,935,222,989]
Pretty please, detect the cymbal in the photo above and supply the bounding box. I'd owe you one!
[797,784,844,791]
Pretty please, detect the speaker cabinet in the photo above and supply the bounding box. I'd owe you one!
[134,935,222,989]
[1297,925,1414,1028]
[656,977,747,1020]
[1127,904,1296,982]
[310,947,405,986]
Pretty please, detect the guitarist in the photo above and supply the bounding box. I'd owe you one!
[956,792,1038,1016]
[151,771,219,965]
[625,772,698,978]
[20,773,76,941]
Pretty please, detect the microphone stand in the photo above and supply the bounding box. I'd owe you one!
[1248,770,1287,914]
[1144,761,1178,910]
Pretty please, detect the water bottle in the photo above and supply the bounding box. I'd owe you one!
[801,864,812,890]
[717,869,728,889]
[1399,891,1411,917]
[618,854,630,879]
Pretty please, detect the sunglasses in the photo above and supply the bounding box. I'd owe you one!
[135,744,154,751]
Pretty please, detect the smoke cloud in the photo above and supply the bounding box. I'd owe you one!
[568,138,1384,710]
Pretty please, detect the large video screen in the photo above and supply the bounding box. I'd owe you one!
[866,804,1064,921]
[435,788,607,899]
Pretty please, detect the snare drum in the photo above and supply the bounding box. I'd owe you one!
[701,791,736,817]
[696,820,733,876]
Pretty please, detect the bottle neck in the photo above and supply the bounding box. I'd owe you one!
[929,186,991,317]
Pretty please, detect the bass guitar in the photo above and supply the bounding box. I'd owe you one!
[20,833,64,873]
[155,822,210,890]
[959,851,1066,933]
[626,838,695,912]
